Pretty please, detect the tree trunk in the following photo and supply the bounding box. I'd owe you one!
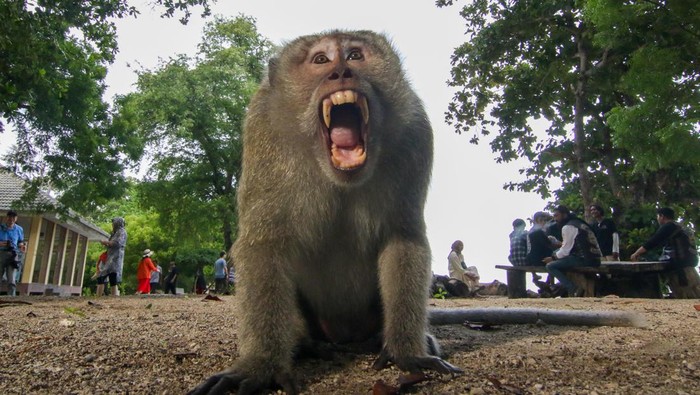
[574,30,593,215]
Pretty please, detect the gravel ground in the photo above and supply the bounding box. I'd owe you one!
[0,294,698,394]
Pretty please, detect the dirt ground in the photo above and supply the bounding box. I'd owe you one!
[0,294,698,395]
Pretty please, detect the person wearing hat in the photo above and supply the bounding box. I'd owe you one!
[135,249,158,294]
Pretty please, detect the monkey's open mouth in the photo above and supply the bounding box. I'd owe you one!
[321,90,369,171]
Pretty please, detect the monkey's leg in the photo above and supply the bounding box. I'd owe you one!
[189,247,305,395]
[373,238,463,375]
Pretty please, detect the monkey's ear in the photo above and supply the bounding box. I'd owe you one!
[267,57,279,86]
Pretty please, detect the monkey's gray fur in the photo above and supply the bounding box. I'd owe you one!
[189,30,644,395]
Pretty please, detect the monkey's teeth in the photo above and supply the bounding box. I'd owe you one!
[331,144,366,169]
[323,98,332,128]
[323,91,369,129]
[358,96,369,125]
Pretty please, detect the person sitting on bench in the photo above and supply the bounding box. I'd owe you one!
[542,205,603,297]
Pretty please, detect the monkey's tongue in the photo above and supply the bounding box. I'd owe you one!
[330,126,365,169]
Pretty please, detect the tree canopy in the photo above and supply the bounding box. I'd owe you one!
[438,0,700,246]
[0,0,212,213]
[111,15,273,250]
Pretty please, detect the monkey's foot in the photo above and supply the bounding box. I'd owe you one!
[188,366,297,395]
[372,348,463,376]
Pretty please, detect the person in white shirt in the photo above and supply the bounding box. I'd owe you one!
[542,205,602,297]
[447,240,480,294]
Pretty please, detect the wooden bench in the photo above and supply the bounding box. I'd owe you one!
[496,261,669,298]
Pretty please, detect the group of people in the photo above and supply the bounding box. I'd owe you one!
[506,205,698,297]
[194,251,235,295]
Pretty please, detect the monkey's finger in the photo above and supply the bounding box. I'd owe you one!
[187,372,226,395]
[209,375,245,395]
[371,349,391,370]
[274,372,299,395]
[416,356,463,375]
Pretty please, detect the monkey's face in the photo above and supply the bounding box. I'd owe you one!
[270,32,407,186]
[299,36,377,185]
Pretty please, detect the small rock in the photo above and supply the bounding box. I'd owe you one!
[84,354,97,363]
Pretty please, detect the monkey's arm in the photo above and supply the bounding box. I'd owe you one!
[376,237,462,374]
[189,244,304,395]
[428,307,648,328]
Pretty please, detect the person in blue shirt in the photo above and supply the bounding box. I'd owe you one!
[0,211,26,296]
[213,251,228,294]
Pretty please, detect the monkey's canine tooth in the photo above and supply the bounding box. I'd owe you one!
[358,96,369,125]
[322,91,368,129]
[323,98,332,128]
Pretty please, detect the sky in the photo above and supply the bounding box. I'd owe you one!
[4,0,551,286]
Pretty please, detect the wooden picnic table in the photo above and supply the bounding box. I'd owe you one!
[495,261,699,299]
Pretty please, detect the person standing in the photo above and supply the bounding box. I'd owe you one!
[164,261,179,295]
[542,205,603,297]
[135,249,157,294]
[630,207,698,268]
[447,240,480,294]
[0,211,25,296]
[213,251,228,294]
[90,250,109,297]
[150,260,162,294]
[588,204,620,261]
[99,217,127,296]
[508,218,528,266]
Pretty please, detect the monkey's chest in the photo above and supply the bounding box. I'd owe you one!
[294,255,382,343]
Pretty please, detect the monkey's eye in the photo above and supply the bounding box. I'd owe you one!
[312,53,330,64]
[347,50,364,61]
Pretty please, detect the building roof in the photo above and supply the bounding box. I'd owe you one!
[0,169,109,241]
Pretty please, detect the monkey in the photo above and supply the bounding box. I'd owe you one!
[189,31,645,395]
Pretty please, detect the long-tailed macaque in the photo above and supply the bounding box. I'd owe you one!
[189,31,643,395]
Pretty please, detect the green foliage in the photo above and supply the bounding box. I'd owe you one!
[433,287,448,300]
[0,0,212,212]
[111,15,273,250]
[439,0,700,241]
[82,180,224,294]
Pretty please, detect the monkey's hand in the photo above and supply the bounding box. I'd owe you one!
[372,347,463,376]
[187,360,298,395]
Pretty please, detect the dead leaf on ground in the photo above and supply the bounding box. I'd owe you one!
[372,379,399,395]
[398,372,428,391]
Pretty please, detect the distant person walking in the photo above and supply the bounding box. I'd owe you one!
[99,217,127,296]
[164,261,179,295]
[213,251,228,294]
[150,260,162,294]
[135,249,157,294]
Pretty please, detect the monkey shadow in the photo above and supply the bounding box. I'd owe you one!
[291,338,388,387]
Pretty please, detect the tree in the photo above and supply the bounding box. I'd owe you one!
[84,180,221,294]
[438,0,700,232]
[0,0,211,213]
[111,15,273,250]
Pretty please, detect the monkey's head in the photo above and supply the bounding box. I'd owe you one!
[258,30,427,187]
